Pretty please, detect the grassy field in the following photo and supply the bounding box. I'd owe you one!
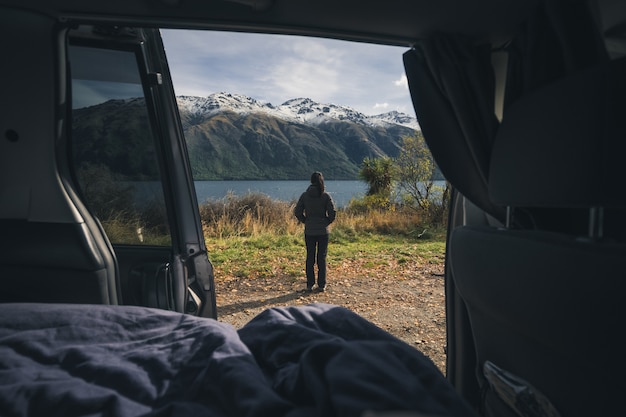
[207,231,446,281]
[201,193,447,280]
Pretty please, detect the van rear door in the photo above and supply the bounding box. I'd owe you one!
[68,26,217,318]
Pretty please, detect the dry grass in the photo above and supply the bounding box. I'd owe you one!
[199,192,437,241]
[200,192,301,238]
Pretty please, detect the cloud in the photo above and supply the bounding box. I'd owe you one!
[160,29,415,115]
[394,74,408,87]
[374,103,389,110]
[256,37,346,104]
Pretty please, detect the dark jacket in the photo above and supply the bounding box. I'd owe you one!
[294,185,336,235]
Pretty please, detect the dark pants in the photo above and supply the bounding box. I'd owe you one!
[305,234,329,289]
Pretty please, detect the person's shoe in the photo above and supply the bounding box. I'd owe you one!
[317,286,326,292]
[305,286,314,293]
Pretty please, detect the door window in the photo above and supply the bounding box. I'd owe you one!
[69,44,171,246]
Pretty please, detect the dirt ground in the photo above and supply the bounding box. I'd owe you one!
[214,257,447,373]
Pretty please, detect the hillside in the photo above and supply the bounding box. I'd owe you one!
[73,94,421,180]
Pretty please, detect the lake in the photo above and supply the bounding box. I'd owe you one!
[194,180,367,208]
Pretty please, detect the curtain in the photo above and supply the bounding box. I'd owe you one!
[402,0,608,220]
[403,37,502,219]
[504,0,609,107]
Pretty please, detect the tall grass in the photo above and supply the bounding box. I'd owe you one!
[199,192,301,238]
[99,190,443,250]
[200,192,446,280]
[100,209,172,246]
[333,209,431,241]
[200,192,442,241]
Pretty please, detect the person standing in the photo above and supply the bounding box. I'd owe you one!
[294,172,336,292]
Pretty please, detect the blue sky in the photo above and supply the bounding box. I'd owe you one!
[160,29,415,116]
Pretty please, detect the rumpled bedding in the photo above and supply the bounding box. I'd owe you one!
[0,302,476,417]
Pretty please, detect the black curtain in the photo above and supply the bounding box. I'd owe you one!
[504,0,609,107]
[402,0,608,220]
[403,37,502,219]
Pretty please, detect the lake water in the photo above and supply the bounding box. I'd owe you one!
[194,180,368,208]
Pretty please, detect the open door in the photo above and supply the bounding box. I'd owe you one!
[67,25,217,318]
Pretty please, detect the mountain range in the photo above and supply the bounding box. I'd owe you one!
[72,93,420,181]
[177,93,419,130]
[177,93,420,180]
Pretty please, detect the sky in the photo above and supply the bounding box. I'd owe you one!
[160,29,415,116]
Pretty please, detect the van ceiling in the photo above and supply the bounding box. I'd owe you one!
[1,0,625,55]
[0,0,544,45]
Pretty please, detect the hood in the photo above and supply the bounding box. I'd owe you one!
[306,184,322,197]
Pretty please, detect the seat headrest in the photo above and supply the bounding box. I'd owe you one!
[489,57,626,208]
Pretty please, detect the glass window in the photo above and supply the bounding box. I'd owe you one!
[69,45,171,246]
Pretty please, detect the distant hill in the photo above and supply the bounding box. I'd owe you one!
[72,93,422,180]
[178,93,420,180]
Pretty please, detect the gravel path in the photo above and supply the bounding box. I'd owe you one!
[214,258,447,373]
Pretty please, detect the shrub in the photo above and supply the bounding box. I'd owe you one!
[359,157,394,198]
[199,192,301,238]
[345,194,395,213]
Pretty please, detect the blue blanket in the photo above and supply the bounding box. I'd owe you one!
[0,303,476,417]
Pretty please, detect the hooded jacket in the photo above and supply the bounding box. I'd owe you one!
[294,185,337,236]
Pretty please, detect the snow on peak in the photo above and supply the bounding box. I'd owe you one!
[368,110,420,130]
[176,93,419,130]
[176,92,273,116]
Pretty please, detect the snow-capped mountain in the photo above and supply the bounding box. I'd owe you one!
[72,92,422,181]
[176,93,419,130]
[368,111,420,129]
